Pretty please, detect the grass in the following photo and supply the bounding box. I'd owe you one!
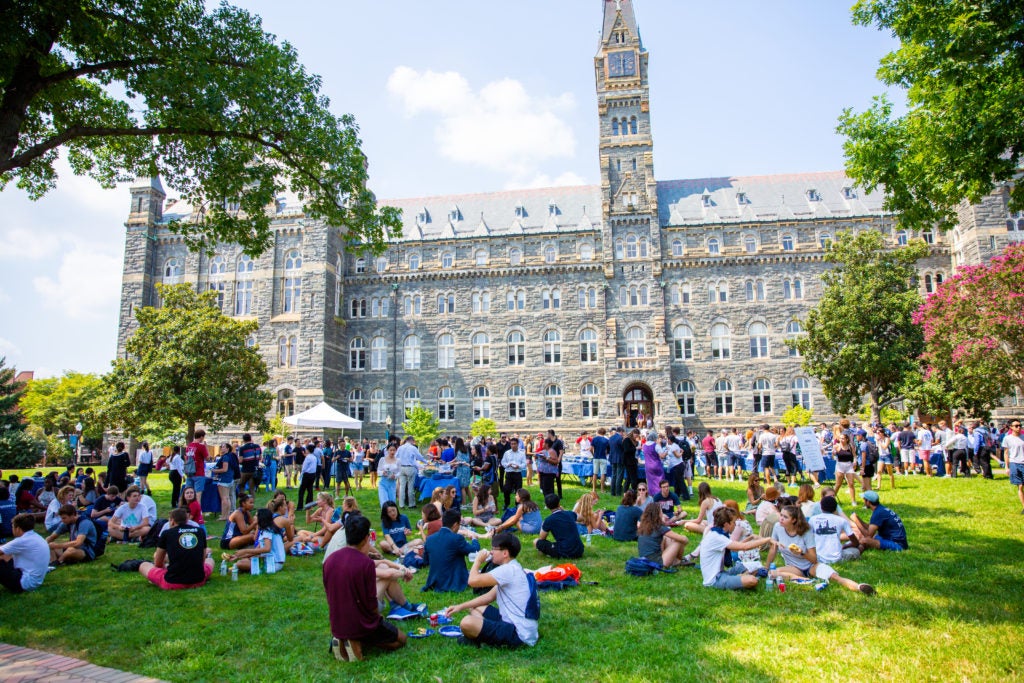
[2,468,1023,682]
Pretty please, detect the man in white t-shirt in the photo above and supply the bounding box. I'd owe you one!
[697,507,772,590]
[444,532,539,647]
[916,424,934,476]
[725,428,745,481]
[1003,420,1024,514]
[109,486,153,543]
[0,514,50,593]
[810,496,860,563]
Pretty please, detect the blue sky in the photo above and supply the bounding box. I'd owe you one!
[0,1,902,377]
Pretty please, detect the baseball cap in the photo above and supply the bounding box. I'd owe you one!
[861,490,880,504]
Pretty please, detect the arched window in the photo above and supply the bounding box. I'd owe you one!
[349,337,366,371]
[277,389,295,417]
[507,331,525,366]
[437,333,455,369]
[612,118,620,136]
[675,380,696,416]
[509,248,522,267]
[639,238,649,258]
[626,326,646,358]
[784,278,803,300]
[283,249,302,314]
[209,255,227,276]
[408,253,420,270]
[753,378,772,414]
[472,386,491,419]
[681,283,691,304]
[163,257,183,279]
[671,239,684,257]
[781,234,795,251]
[370,388,386,423]
[437,387,455,422]
[672,325,693,361]
[629,116,638,135]
[475,249,488,266]
[786,320,805,358]
[895,230,908,246]
[579,244,594,261]
[543,330,562,364]
[545,384,563,419]
[441,251,454,268]
[749,322,769,358]
[743,236,757,253]
[278,335,297,368]
[714,379,734,415]
[626,234,638,259]
[403,387,420,417]
[234,254,254,316]
[581,383,600,418]
[404,294,422,316]
[437,292,455,314]
[350,298,367,318]
[924,274,934,293]
[639,285,649,305]
[472,291,490,313]
[507,289,525,311]
[508,385,526,420]
[614,239,624,260]
[544,245,557,264]
[707,238,720,255]
[542,288,561,310]
[819,233,832,249]
[472,332,490,366]
[579,329,598,363]
[370,337,387,371]
[375,257,388,273]
[711,323,731,360]
[403,335,421,370]
[208,280,226,311]
[348,389,365,422]
[792,378,811,409]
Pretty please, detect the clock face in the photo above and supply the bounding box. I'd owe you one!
[607,50,636,78]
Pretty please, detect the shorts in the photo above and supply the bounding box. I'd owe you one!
[359,619,401,649]
[899,449,915,464]
[282,456,295,467]
[147,563,212,590]
[137,463,152,477]
[187,476,206,493]
[759,455,776,470]
[220,536,234,550]
[217,481,234,489]
[879,453,894,465]
[476,605,526,648]
[717,454,729,469]
[710,564,748,590]
[862,464,876,478]
[877,538,906,552]
[593,458,608,477]
[728,453,745,469]
[1009,462,1024,486]
[836,461,856,475]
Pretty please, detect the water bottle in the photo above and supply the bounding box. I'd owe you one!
[777,574,786,593]
[231,564,239,581]
[251,555,261,576]
[585,533,592,546]
[266,556,277,574]
[220,559,228,576]
[766,563,776,591]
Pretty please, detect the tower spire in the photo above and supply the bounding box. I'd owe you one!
[600,0,641,53]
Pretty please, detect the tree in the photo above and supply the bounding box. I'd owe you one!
[470,418,498,440]
[103,283,271,442]
[0,0,401,255]
[781,405,814,427]
[795,230,928,423]
[20,372,107,440]
[910,243,1024,418]
[262,414,292,445]
[0,431,44,469]
[0,357,27,432]
[838,0,1024,232]
[401,405,439,452]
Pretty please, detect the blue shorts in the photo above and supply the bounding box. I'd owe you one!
[879,454,894,465]
[710,564,748,590]
[759,455,776,470]
[186,476,206,493]
[1010,462,1024,486]
[877,538,906,552]
[728,453,745,469]
[476,605,525,648]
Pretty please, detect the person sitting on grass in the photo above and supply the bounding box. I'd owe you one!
[46,504,98,566]
[696,507,773,590]
[269,497,298,554]
[637,501,690,568]
[108,486,152,544]
[420,504,443,540]
[181,486,204,530]
[0,486,17,540]
[572,491,610,535]
[722,499,763,570]
[378,501,423,557]
[0,514,50,593]
[298,493,344,548]
[809,496,861,563]
[745,473,764,514]
[323,515,410,662]
[222,508,285,573]
[755,487,781,537]
[849,490,908,553]
[44,486,78,535]
[766,504,875,594]
[652,479,688,526]
[221,494,258,551]
[138,507,214,590]
[89,485,122,534]
[14,479,46,522]
[683,482,724,535]
[444,532,539,648]
[612,490,642,542]
[534,494,584,559]
[491,489,543,535]
[466,483,500,529]
[422,509,481,593]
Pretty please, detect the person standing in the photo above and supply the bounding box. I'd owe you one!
[622,429,640,492]
[236,433,262,498]
[1003,420,1024,514]
[395,437,424,509]
[106,442,131,493]
[298,444,319,508]
[608,426,625,497]
[282,435,296,488]
[590,428,610,496]
[185,430,210,508]
[501,438,527,510]
[535,447,560,498]
[136,441,154,495]
[546,430,565,498]
[168,446,184,508]
[262,439,279,493]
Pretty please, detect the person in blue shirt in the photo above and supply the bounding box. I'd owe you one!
[378,502,423,557]
[45,505,98,565]
[849,490,908,552]
[590,428,610,497]
[422,509,480,593]
[608,427,625,497]
[533,494,584,559]
[0,486,16,540]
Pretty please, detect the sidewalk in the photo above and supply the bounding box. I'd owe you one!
[0,643,167,683]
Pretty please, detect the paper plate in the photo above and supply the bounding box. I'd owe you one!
[408,628,435,639]
[438,625,462,638]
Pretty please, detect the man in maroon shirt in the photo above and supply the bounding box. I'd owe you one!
[185,429,210,508]
[323,515,408,661]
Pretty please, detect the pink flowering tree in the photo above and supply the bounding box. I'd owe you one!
[911,243,1024,418]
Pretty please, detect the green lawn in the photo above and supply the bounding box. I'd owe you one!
[2,469,1022,682]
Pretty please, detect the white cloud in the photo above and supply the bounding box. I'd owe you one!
[0,337,20,358]
[504,171,588,190]
[387,67,577,177]
[0,228,61,261]
[32,246,122,321]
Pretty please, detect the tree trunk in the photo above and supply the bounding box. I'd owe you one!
[186,421,196,444]
[869,389,881,425]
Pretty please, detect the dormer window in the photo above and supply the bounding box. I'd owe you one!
[416,208,430,224]
[701,193,712,208]
[448,206,461,222]
[548,203,559,217]
[515,204,527,219]
[275,196,287,213]
[736,192,749,205]
[807,189,821,202]
[842,186,857,200]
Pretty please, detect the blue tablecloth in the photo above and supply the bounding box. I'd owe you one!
[563,457,593,485]
[417,475,461,505]
[201,481,222,514]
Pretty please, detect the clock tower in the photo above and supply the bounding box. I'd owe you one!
[596,0,661,277]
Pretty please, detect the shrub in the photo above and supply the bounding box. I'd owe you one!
[0,430,45,469]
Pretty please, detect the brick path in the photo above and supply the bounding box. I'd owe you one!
[0,643,166,683]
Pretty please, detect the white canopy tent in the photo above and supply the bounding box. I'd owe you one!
[283,402,362,433]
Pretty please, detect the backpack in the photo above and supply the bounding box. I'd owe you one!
[625,556,677,577]
[94,530,108,558]
[864,442,879,466]
[524,572,541,620]
[183,449,197,476]
[139,519,167,548]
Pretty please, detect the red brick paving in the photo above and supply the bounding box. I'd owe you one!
[0,643,166,683]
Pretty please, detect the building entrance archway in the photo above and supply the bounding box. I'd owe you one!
[623,384,653,429]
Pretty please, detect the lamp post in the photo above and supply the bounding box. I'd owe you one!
[75,422,83,462]
[385,415,392,442]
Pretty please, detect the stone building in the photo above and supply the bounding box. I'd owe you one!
[115,0,1020,439]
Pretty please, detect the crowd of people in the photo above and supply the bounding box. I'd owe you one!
[1,416,1020,664]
